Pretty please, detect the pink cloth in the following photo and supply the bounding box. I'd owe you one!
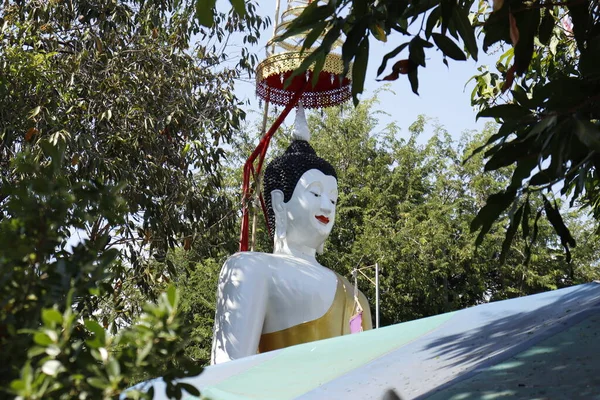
[349,312,363,334]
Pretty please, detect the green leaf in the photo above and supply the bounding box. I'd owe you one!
[311,53,327,87]
[500,203,524,264]
[524,115,556,140]
[42,308,63,327]
[508,156,536,189]
[167,284,178,308]
[408,68,419,95]
[471,189,517,246]
[543,195,576,249]
[404,0,439,19]
[432,33,466,61]
[27,346,47,358]
[538,11,554,45]
[409,37,426,67]
[513,7,539,75]
[482,8,511,51]
[229,0,246,17]
[425,7,441,39]
[511,85,531,108]
[196,0,217,27]
[573,118,600,152]
[377,43,409,76]
[10,379,26,393]
[277,3,333,42]
[342,22,367,73]
[525,209,543,265]
[352,36,369,106]
[440,0,456,34]
[370,24,387,42]
[476,104,532,120]
[107,359,121,378]
[33,332,54,346]
[567,2,589,49]
[302,21,328,53]
[522,198,531,239]
[179,382,201,396]
[452,6,478,61]
[529,168,557,186]
[29,106,41,119]
[136,341,153,365]
[42,360,63,377]
[84,319,106,345]
[87,377,109,389]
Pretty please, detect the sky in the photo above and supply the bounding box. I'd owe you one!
[231,1,500,144]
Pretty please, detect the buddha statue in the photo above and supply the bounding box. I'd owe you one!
[210,107,372,365]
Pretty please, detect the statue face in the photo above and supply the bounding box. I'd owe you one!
[285,169,338,249]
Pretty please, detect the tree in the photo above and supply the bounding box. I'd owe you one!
[0,0,267,395]
[1,0,266,328]
[269,0,600,262]
[1,152,201,399]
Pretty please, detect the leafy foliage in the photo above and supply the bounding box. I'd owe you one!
[1,0,268,396]
[0,0,267,307]
[9,287,201,400]
[274,0,600,261]
[1,151,201,398]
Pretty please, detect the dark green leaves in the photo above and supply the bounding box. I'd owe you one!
[452,5,478,61]
[574,118,600,152]
[476,104,532,120]
[352,37,370,106]
[567,1,590,50]
[425,7,442,38]
[409,36,430,67]
[538,11,555,45]
[500,203,524,264]
[196,0,217,27]
[513,7,540,75]
[275,3,334,43]
[229,0,246,18]
[440,0,456,35]
[408,68,419,95]
[471,189,518,246]
[377,43,410,76]
[543,195,576,260]
[432,33,467,61]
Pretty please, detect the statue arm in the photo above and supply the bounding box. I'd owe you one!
[211,255,269,364]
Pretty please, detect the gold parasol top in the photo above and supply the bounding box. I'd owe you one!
[255,0,351,109]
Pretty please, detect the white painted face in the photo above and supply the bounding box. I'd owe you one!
[285,169,338,250]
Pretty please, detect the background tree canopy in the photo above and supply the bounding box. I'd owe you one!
[1,0,265,397]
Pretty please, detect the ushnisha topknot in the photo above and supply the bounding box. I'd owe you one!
[263,106,337,238]
[292,103,310,141]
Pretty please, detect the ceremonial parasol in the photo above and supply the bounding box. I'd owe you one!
[239,0,352,251]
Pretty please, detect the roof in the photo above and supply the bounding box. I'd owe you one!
[147,282,600,399]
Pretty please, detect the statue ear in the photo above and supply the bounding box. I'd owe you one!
[271,190,286,241]
[271,190,285,214]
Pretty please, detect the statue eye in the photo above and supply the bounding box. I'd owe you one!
[330,199,336,205]
[311,192,320,197]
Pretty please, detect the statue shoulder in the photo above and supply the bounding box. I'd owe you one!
[220,251,276,278]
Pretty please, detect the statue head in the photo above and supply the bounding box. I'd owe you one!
[264,138,338,255]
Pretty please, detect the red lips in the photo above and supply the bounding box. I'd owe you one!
[315,215,330,224]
